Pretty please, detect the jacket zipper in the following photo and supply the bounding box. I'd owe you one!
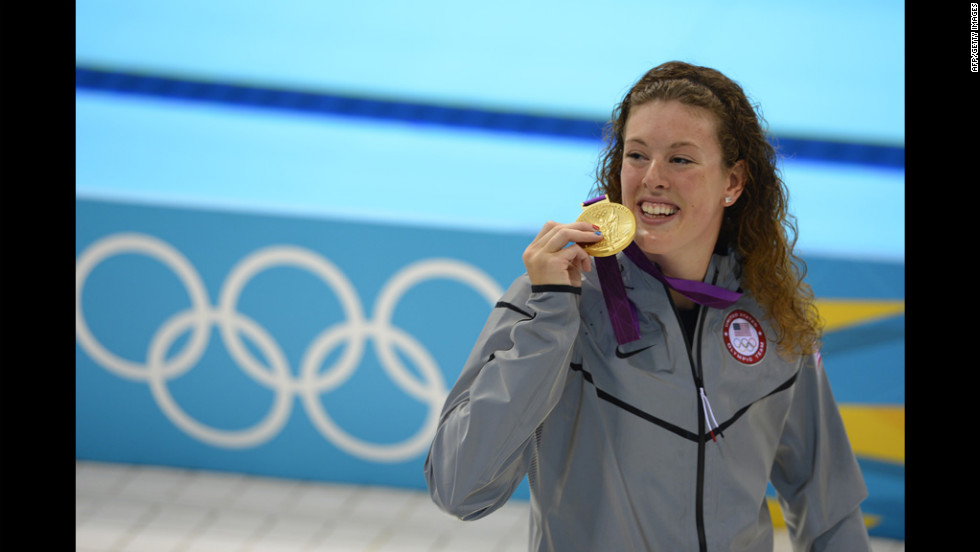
[667,290,711,552]
[670,256,727,552]
[691,305,709,552]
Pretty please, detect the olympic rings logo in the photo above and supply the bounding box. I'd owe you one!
[734,338,758,352]
[723,310,767,365]
[75,232,504,462]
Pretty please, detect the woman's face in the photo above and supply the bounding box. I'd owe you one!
[620,100,744,275]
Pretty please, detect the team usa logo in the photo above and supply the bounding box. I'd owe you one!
[722,310,766,364]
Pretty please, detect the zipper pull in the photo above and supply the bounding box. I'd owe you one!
[699,387,723,442]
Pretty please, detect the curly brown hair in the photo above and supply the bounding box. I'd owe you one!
[591,61,822,357]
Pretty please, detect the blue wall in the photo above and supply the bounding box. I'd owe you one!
[75,197,904,538]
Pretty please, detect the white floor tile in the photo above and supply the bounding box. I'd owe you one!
[85,497,156,527]
[76,461,134,495]
[373,526,444,552]
[145,502,212,531]
[232,477,304,514]
[345,485,422,522]
[208,509,272,536]
[75,461,904,552]
[286,482,361,517]
[76,495,102,523]
[182,531,253,552]
[115,525,192,552]
[253,515,330,545]
[247,541,315,552]
[76,521,132,551]
[311,519,388,551]
[116,465,192,501]
[171,469,248,507]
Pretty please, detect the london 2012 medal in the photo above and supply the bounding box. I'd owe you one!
[576,197,636,257]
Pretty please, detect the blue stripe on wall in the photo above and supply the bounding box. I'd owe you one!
[76,66,904,170]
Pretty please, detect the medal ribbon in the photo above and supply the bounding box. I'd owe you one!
[595,243,742,345]
[581,194,741,345]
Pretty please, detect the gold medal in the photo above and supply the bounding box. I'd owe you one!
[576,197,636,257]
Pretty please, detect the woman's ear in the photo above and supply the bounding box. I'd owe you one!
[724,160,747,205]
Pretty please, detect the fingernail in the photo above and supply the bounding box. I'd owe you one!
[594,231,602,236]
[592,224,601,230]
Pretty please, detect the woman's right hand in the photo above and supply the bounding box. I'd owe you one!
[522,221,603,287]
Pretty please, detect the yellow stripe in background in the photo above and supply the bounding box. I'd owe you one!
[766,299,904,531]
[815,299,905,333]
[766,498,882,529]
[766,405,903,530]
[813,297,905,463]
[838,405,905,464]
[812,297,905,464]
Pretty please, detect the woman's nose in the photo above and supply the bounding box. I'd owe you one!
[642,160,667,189]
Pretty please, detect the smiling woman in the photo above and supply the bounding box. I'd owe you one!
[619,101,745,287]
[593,61,819,358]
[425,60,873,552]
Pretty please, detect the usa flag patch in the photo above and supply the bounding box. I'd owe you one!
[722,310,767,364]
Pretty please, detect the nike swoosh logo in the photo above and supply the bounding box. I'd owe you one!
[615,345,654,358]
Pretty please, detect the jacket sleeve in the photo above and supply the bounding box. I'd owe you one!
[424,276,581,520]
[770,351,872,551]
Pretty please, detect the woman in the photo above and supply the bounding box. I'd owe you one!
[425,61,870,552]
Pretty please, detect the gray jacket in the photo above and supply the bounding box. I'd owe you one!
[425,250,870,551]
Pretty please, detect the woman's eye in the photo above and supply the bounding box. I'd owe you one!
[671,157,692,164]
[626,152,645,161]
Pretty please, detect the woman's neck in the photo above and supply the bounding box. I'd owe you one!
[647,248,713,285]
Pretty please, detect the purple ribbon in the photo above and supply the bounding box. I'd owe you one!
[595,254,642,344]
[596,242,742,345]
[623,243,742,308]
[581,194,741,345]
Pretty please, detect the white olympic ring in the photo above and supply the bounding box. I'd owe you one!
[75,232,504,462]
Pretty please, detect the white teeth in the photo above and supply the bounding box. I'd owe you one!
[641,202,678,216]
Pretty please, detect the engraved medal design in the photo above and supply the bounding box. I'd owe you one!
[576,197,636,257]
